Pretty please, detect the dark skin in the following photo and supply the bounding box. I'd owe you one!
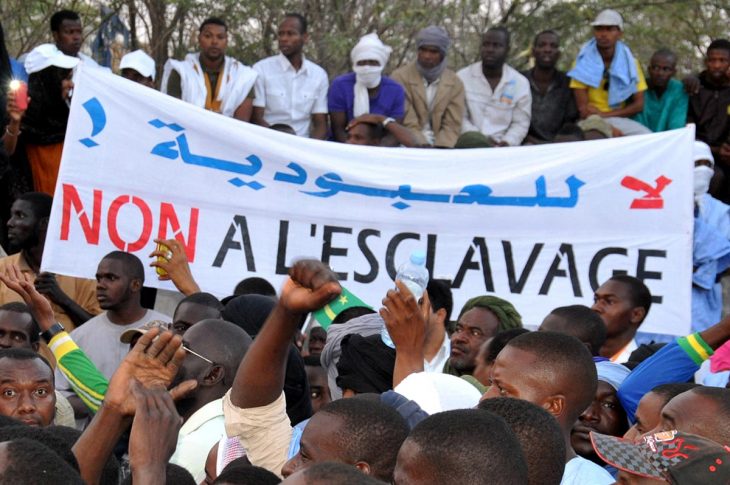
[480,30,511,147]
[251,17,327,139]
[574,26,644,119]
[53,18,82,57]
[6,200,94,327]
[197,23,253,122]
[171,301,221,335]
[531,32,561,95]
[0,358,55,427]
[331,59,404,145]
[0,310,38,352]
[346,114,418,147]
[449,307,500,375]
[128,382,183,484]
[121,68,155,89]
[571,380,628,463]
[482,344,575,462]
[647,53,677,97]
[592,279,646,359]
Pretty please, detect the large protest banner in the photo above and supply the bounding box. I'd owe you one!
[44,66,694,335]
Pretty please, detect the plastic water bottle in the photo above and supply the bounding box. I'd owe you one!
[381,250,429,349]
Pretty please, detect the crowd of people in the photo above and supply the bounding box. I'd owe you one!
[0,5,728,485]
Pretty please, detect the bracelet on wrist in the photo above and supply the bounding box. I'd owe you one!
[4,125,21,137]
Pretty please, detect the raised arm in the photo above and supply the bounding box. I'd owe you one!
[230,259,340,408]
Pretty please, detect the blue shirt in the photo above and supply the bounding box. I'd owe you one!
[327,72,405,123]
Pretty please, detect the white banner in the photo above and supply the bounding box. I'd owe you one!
[45,66,694,335]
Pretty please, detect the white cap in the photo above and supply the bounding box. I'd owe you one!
[693,141,714,167]
[119,49,156,80]
[24,43,79,74]
[591,9,624,30]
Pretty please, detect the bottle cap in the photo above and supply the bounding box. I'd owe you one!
[410,250,426,265]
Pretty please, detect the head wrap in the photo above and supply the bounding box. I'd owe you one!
[394,372,481,414]
[415,26,450,83]
[351,33,392,117]
[335,333,395,394]
[693,140,714,167]
[457,295,523,331]
[454,131,494,148]
[321,313,384,400]
[595,361,631,391]
[222,294,312,425]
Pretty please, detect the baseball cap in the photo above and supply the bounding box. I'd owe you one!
[24,43,80,74]
[119,49,156,80]
[591,430,730,484]
[120,320,171,344]
[591,9,624,30]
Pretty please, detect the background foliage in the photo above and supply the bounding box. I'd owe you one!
[1,0,727,81]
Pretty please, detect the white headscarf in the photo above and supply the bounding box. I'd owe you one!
[350,33,392,117]
[693,141,714,208]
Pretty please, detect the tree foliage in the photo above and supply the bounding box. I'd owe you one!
[1,0,728,80]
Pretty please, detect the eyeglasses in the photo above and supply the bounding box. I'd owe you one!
[182,343,215,365]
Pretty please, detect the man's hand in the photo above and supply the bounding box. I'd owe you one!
[279,260,341,315]
[1,265,56,331]
[380,281,429,354]
[104,327,197,416]
[34,272,71,305]
[149,238,201,296]
[682,74,700,95]
[347,113,387,131]
[129,381,183,482]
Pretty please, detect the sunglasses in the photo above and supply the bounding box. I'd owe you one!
[182,343,215,365]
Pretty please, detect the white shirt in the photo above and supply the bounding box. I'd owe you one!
[55,309,169,395]
[457,62,531,146]
[253,54,329,137]
[423,331,450,373]
[560,456,614,485]
[171,398,226,483]
[611,338,638,364]
[421,78,440,145]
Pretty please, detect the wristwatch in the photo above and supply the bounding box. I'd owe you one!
[41,322,65,343]
[381,117,396,128]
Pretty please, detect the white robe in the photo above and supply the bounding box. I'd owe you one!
[161,53,257,118]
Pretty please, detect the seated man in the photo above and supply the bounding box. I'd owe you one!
[458,27,531,146]
[691,141,730,332]
[391,26,465,147]
[0,348,56,427]
[252,14,328,139]
[328,33,405,145]
[687,39,730,202]
[632,48,688,132]
[522,30,578,143]
[482,331,614,484]
[568,9,650,136]
[591,275,651,362]
[162,17,257,121]
[119,49,156,88]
